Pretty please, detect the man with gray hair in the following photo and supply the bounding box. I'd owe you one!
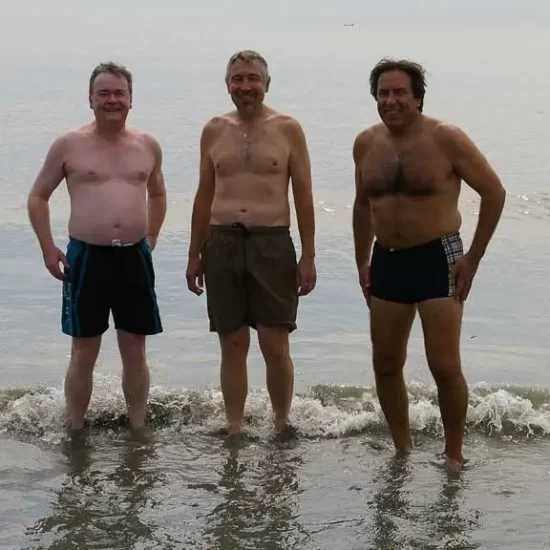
[28,61,167,435]
[186,50,317,437]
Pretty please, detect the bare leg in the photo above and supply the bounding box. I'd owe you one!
[64,336,102,430]
[257,326,294,433]
[117,330,150,430]
[370,297,417,450]
[219,327,250,435]
[418,298,467,470]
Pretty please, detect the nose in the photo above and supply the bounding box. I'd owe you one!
[385,92,397,104]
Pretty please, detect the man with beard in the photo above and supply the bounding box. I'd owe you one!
[28,61,166,434]
[352,58,506,470]
[186,50,317,436]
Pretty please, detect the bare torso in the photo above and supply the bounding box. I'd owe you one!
[356,116,462,248]
[63,125,155,245]
[208,108,292,226]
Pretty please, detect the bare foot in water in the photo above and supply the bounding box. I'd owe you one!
[273,418,298,441]
[444,455,462,473]
[226,422,242,436]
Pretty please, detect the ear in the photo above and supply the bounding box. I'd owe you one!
[265,76,271,93]
[88,94,93,109]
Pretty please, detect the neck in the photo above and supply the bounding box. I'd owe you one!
[93,120,126,139]
[237,103,267,123]
[388,112,423,138]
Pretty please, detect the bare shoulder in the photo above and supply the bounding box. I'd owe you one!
[275,113,307,143]
[201,114,232,142]
[430,118,477,153]
[353,124,383,162]
[42,126,90,161]
[52,124,92,148]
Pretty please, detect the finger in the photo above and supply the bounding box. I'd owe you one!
[198,272,204,288]
[299,280,312,296]
[186,275,197,293]
[461,281,472,302]
[457,274,471,303]
[48,265,65,281]
[60,253,70,268]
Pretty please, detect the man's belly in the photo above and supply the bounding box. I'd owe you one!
[210,197,291,227]
[372,203,462,249]
[68,194,148,245]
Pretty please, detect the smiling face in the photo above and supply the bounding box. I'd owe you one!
[226,58,270,115]
[376,70,421,130]
[89,72,132,125]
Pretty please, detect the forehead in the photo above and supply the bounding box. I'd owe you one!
[228,59,265,79]
[91,72,130,92]
[377,70,412,90]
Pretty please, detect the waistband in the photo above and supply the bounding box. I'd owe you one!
[209,223,290,235]
[374,232,461,253]
[68,236,147,249]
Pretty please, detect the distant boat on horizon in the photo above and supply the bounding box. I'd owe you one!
[343,23,355,27]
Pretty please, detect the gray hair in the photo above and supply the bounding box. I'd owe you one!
[89,61,133,95]
[225,50,270,83]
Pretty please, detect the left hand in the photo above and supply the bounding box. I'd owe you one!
[452,252,480,303]
[297,255,317,297]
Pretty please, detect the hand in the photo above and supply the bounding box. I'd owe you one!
[358,262,371,306]
[43,245,69,281]
[452,253,480,303]
[186,256,204,296]
[297,255,317,296]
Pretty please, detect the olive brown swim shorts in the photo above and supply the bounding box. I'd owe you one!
[202,223,298,335]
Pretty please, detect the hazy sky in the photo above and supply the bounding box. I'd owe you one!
[2,0,549,23]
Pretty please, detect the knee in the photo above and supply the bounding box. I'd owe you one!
[372,348,406,377]
[258,330,290,364]
[428,361,464,386]
[220,329,250,359]
[71,338,100,370]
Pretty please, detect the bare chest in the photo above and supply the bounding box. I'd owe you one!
[211,129,289,177]
[65,144,153,186]
[359,143,454,200]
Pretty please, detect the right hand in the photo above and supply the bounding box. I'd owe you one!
[358,263,371,306]
[186,256,204,296]
[43,245,69,281]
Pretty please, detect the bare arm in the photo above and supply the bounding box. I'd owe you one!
[352,132,375,270]
[188,120,217,259]
[287,119,315,259]
[145,136,167,249]
[441,125,506,261]
[27,136,67,252]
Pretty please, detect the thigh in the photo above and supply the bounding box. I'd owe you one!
[247,233,298,332]
[370,297,417,374]
[112,242,163,336]
[203,231,247,335]
[62,241,110,338]
[417,297,463,376]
